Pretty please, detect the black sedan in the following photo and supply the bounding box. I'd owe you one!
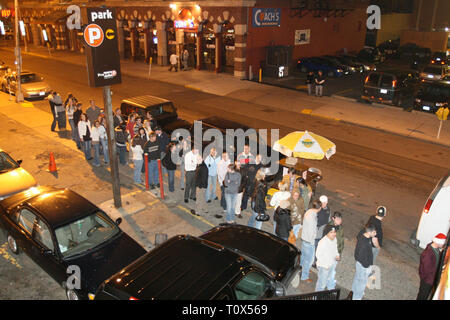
[0,186,146,300]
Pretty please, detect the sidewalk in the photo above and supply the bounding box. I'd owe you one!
[1,45,449,148]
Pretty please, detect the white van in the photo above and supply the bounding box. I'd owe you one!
[411,172,450,249]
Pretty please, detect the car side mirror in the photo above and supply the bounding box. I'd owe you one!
[16,159,23,165]
[115,217,122,226]
[42,249,53,256]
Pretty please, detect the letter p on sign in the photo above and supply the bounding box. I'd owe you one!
[84,24,104,47]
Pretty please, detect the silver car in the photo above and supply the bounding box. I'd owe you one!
[1,71,51,99]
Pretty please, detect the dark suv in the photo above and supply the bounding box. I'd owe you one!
[414,81,450,113]
[361,70,420,107]
[120,95,190,134]
[94,224,301,300]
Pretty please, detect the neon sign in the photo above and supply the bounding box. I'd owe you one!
[1,9,13,18]
[174,19,194,29]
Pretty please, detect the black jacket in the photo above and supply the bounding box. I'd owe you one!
[354,230,374,268]
[274,207,292,238]
[367,215,383,247]
[237,167,248,193]
[306,73,314,84]
[73,109,82,126]
[162,151,177,171]
[157,132,170,153]
[251,181,268,214]
[115,127,128,145]
[244,163,262,196]
[195,162,209,189]
[143,140,161,160]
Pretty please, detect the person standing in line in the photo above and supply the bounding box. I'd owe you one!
[241,154,263,212]
[47,91,57,132]
[247,169,267,230]
[143,133,161,189]
[314,70,325,97]
[162,142,177,192]
[130,135,144,185]
[237,144,255,166]
[86,99,101,124]
[314,195,331,264]
[325,211,344,289]
[223,164,241,224]
[64,92,78,107]
[315,225,340,291]
[133,127,148,149]
[289,189,305,240]
[73,102,83,149]
[77,113,92,161]
[145,111,158,131]
[155,126,170,159]
[217,151,230,212]
[52,92,66,131]
[115,122,129,165]
[366,206,386,267]
[91,120,102,167]
[99,117,109,164]
[300,199,321,282]
[169,52,179,72]
[194,154,209,215]
[126,113,137,140]
[113,108,123,128]
[274,200,292,241]
[351,224,377,300]
[282,167,299,193]
[184,145,199,203]
[133,116,143,137]
[297,177,313,210]
[143,120,153,140]
[417,233,447,300]
[306,71,314,96]
[66,97,79,148]
[204,148,220,203]
[270,182,291,233]
[234,161,247,219]
[177,137,190,191]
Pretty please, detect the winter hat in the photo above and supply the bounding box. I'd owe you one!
[376,206,387,217]
[433,233,447,246]
[319,195,328,203]
[280,200,290,210]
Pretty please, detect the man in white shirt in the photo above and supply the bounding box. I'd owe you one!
[217,151,230,211]
[169,53,179,72]
[315,225,340,291]
[204,148,220,203]
[184,146,199,203]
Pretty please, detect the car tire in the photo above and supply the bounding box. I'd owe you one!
[66,288,80,301]
[7,234,19,255]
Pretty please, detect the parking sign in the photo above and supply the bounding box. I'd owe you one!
[84,7,121,87]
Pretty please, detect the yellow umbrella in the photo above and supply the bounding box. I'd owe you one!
[273,131,336,160]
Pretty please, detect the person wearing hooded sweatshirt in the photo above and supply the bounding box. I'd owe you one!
[315,224,340,291]
[274,200,292,241]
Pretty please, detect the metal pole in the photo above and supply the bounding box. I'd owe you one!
[157,159,165,199]
[103,85,122,208]
[14,0,24,103]
[437,120,443,139]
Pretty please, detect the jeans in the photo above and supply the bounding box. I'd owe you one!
[315,85,323,96]
[225,193,238,223]
[82,140,92,160]
[293,224,302,239]
[92,141,101,166]
[307,83,313,95]
[148,160,160,186]
[220,185,227,210]
[235,192,243,215]
[316,261,338,291]
[205,175,217,202]
[68,119,81,149]
[241,192,250,211]
[50,109,57,131]
[247,208,263,230]
[180,159,185,189]
[133,159,143,184]
[351,261,371,300]
[57,111,66,130]
[300,241,315,280]
[167,169,175,192]
[100,138,109,164]
[117,145,127,165]
[372,247,380,266]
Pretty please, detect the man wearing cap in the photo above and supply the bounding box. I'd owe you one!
[366,206,386,266]
[315,225,340,291]
[314,195,331,266]
[417,233,446,300]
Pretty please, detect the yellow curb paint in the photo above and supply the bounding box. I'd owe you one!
[147,200,159,207]
[21,102,34,108]
[300,109,340,121]
[176,205,215,228]
[184,84,202,92]
[301,109,312,114]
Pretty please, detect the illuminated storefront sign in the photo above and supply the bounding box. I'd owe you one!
[174,19,194,29]
[1,9,13,18]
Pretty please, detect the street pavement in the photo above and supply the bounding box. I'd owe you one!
[1,45,449,147]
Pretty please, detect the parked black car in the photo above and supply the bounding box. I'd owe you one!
[362,70,420,107]
[120,95,190,135]
[357,47,385,64]
[414,80,450,113]
[0,186,147,300]
[326,55,364,73]
[377,39,400,57]
[94,224,301,300]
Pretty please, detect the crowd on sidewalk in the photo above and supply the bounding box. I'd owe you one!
[46,90,447,300]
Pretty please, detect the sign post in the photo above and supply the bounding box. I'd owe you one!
[83,7,122,208]
[435,107,449,139]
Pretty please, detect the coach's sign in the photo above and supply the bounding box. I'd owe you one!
[83,7,121,87]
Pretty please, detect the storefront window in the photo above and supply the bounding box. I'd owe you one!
[201,22,215,71]
[222,22,235,74]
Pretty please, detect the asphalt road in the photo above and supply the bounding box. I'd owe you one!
[1,51,449,299]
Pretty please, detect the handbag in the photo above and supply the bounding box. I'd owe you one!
[288,230,296,244]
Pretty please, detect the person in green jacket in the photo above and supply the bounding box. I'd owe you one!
[324,211,344,289]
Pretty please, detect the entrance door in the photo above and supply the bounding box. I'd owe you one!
[222,25,235,74]
[184,32,197,69]
[202,31,215,71]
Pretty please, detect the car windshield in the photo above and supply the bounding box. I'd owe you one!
[20,73,41,84]
[0,151,19,173]
[423,67,441,74]
[419,85,450,99]
[55,211,120,258]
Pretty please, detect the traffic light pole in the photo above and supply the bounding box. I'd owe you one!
[103,85,122,208]
[14,0,24,103]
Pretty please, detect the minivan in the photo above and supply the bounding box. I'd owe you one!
[411,172,450,249]
[361,70,420,107]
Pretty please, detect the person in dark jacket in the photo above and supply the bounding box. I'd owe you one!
[115,122,129,165]
[274,200,293,241]
[366,206,386,266]
[155,126,170,158]
[248,169,268,230]
[73,102,83,150]
[417,233,446,300]
[351,224,377,300]
[314,70,325,97]
[193,155,209,215]
[143,133,161,189]
[235,162,247,219]
[314,195,331,265]
[113,108,123,128]
[162,142,177,193]
[241,154,262,212]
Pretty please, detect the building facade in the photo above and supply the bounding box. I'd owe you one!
[9,0,370,79]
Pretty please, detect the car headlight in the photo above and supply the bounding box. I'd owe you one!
[337,69,343,73]
[350,67,355,71]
